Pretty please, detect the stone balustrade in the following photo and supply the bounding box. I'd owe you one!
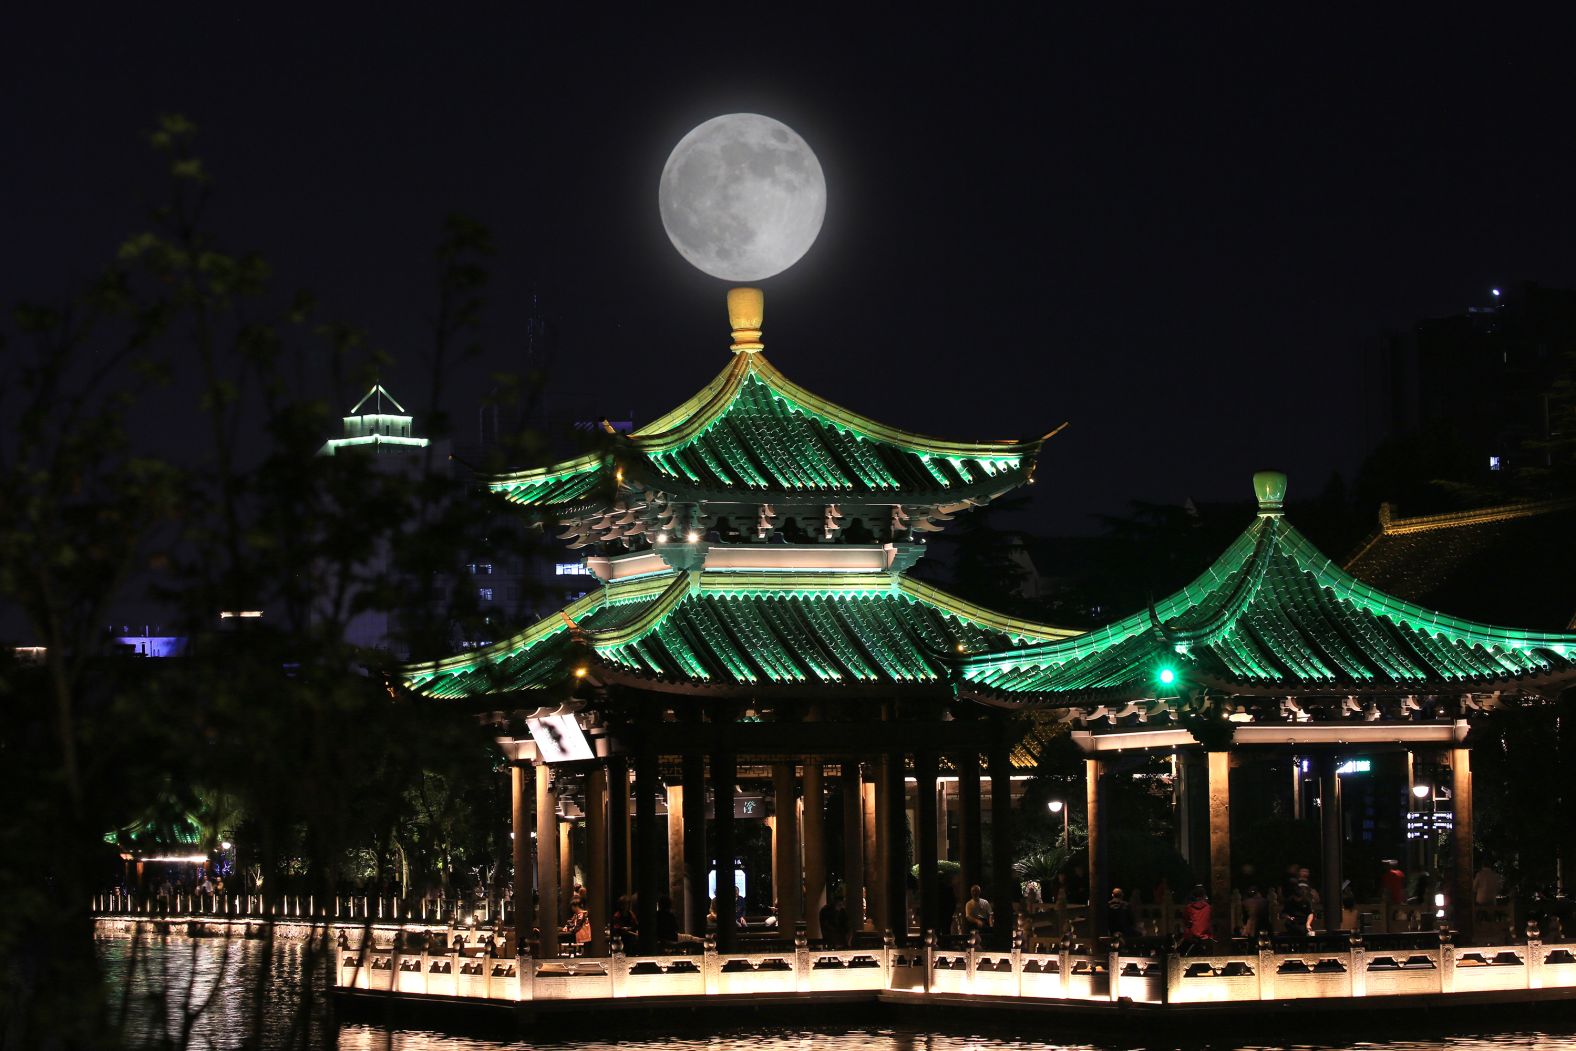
[93,892,509,925]
[331,925,1576,1007]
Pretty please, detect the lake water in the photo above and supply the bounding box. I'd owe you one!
[97,933,1576,1051]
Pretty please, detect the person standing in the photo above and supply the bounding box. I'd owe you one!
[1107,887,1136,941]
[820,894,851,948]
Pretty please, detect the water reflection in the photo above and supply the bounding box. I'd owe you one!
[99,934,1576,1051]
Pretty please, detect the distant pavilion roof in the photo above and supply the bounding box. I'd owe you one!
[1344,497,1576,632]
[405,570,1079,701]
[960,473,1576,706]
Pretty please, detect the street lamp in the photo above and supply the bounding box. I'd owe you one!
[1049,799,1068,845]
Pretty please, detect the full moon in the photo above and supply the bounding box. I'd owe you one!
[659,114,826,282]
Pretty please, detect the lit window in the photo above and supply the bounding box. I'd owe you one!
[556,563,590,576]
[1488,455,1501,471]
[479,587,494,602]
[472,563,493,575]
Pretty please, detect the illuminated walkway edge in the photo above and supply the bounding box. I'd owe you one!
[332,927,1576,1015]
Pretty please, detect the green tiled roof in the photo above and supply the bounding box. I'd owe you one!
[404,571,1080,699]
[489,354,1053,508]
[961,512,1576,703]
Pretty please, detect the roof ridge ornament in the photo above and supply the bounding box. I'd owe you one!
[728,287,764,354]
[1254,470,1287,516]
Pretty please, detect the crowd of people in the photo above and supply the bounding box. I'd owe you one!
[1091,858,1513,952]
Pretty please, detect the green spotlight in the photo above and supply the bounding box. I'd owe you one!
[1158,667,1177,686]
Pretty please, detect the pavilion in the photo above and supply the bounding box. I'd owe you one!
[403,288,1576,958]
[959,471,1576,939]
[405,288,1078,958]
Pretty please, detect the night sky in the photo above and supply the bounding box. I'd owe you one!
[7,8,1576,532]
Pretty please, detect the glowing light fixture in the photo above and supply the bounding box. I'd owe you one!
[687,530,700,543]
[1048,800,1064,814]
[1492,288,1502,297]
[1412,784,1431,799]
[1158,667,1177,686]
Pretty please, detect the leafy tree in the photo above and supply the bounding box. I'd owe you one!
[0,115,540,1049]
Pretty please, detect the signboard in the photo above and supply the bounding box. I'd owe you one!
[526,712,593,763]
[703,794,766,819]
[1406,811,1455,840]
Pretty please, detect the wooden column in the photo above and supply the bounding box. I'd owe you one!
[803,761,827,939]
[511,763,530,953]
[712,750,738,951]
[1086,757,1106,914]
[1207,750,1232,938]
[1452,747,1474,940]
[535,763,560,958]
[989,731,1014,910]
[868,761,886,932]
[915,751,940,936]
[607,756,629,907]
[666,783,685,926]
[937,780,951,862]
[585,764,608,956]
[559,821,573,906]
[1319,754,1343,932]
[772,762,802,931]
[841,761,865,938]
[884,751,909,943]
[682,755,708,936]
[958,750,983,891]
[635,744,660,953]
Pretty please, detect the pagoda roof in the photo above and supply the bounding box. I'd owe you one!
[489,351,1057,511]
[959,473,1576,705]
[404,570,1079,701]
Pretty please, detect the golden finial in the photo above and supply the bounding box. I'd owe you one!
[727,287,764,354]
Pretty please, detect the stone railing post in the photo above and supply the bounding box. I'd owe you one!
[1350,934,1367,997]
[1528,920,1544,990]
[1107,931,1122,1002]
[794,924,809,993]
[1011,927,1024,998]
[610,935,627,997]
[1164,937,1182,1004]
[882,931,895,988]
[922,930,935,993]
[1058,930,1074,998]
[703,934,720,995]
[1438,929,1455,993]
[1256,932,1275,1000]
[966,929,979,992]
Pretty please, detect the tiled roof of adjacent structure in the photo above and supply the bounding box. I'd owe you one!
[1344,498,1576,632]
[959,480,1576,704]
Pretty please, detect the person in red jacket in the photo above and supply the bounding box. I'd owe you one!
[1180,886,1214,954]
